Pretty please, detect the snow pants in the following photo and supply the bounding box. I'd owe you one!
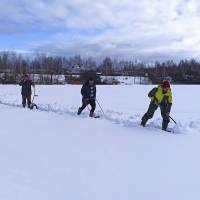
[22,94,31,108]
[141,101,170,130]
[79,98,96,115]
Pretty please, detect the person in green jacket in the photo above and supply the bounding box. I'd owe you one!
[141,80,172,131]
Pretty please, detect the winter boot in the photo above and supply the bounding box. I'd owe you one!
[141,120,147,127]
[162,120,168,131]
[77,108,82,115]
[89,111,94,117]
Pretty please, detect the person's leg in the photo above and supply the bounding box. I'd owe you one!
[22,95,26,107]
[89,99,96,117]
[160,104,170,130]
[77,98,88,115]
[27,95,31,108]
[141,102,158,126]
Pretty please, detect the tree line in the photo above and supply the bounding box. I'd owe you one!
[0,51,199,84]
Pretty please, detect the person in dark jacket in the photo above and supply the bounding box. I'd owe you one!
[19,74,35,108]
[77,78,96,117]
[141,80,172,131]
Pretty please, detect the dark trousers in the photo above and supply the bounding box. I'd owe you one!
[79,98,96,114]
[141,102,170,130]
[22,94,31,108]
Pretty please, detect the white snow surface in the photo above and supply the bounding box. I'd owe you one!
[0,85,200,200]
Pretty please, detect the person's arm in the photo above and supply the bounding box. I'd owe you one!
[148,88,157,98]
[19,80,23,86]
[163,96,172,114]
[31,80,35,87]
[94,85,96,99]
[81,84,86,97]
[166,96,172,113]
[167,103,172,113]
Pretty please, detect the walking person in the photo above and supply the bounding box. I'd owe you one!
[77,77,96,117]
[19,74,35,108]
[141,80,172,131]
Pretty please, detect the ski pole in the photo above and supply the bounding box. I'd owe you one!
[34,86,38,97]
[31,86,35,103]
[96,99,105,115]
[169,115,177,124]
[32,86,38,103]
[31,86,38,109]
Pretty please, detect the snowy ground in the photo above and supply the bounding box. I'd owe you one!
[0,85,200,200]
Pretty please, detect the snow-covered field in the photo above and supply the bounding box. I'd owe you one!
[0,85,200,200]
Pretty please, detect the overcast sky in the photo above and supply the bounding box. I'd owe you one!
[0,0,200,61]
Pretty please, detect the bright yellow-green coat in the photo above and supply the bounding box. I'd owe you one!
[151,85,172,104]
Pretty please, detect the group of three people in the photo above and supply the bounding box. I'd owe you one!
[19,74,172,131]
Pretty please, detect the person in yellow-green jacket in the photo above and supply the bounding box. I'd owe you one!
[141,80,172,131]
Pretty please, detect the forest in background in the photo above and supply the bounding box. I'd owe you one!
[0,51,199,84]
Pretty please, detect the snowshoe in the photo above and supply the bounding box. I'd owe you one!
[89,112,100,118]
[162,128,173,133]
[29,103,38,110]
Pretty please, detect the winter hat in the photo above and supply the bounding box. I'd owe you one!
[162,80,170,89]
